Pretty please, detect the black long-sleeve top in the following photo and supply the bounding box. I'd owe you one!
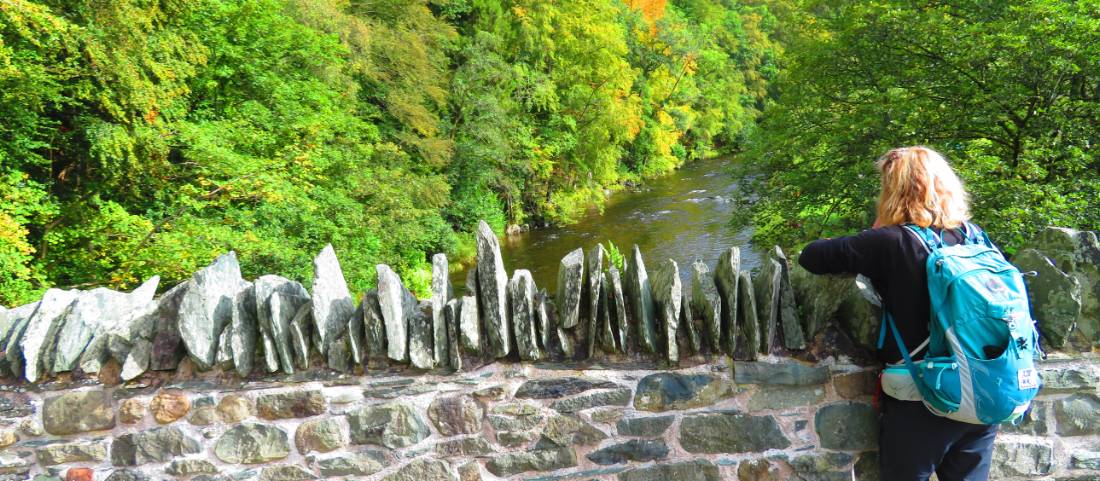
[798,225,967,364]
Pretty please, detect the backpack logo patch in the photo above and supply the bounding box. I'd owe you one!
[1017,368,1039,390]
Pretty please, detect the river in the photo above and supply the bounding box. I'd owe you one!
[452,155,763,294]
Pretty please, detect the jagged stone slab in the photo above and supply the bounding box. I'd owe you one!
[535,289,552,350]
[608,266,628,352]
[377,264,416,362]
[651,259,681,363]
[789,262,852,339]
[216,324,233,368]
[1014,249,1081,348]
[755,257,782,354]
[735,271,760,360]
[409,301,435,369]
[691,260,722,353]
[626,245,657,353]
[1022,227,1100,344]
[54,276,157,375]
[680,283,700,355]
[444,299,461,370]
[476,220,510,357]
[459,295,480,353]
[311,244,354,355]
[328,333,352,372]
[771,247,805,350]
[346,301,365,365]
[714,247,740,356]
[267,290,310,374]
[361,289,387,361]
[508,270,541,361]
[289,300,312,369]
[598,272,617,353]
[178,252,250,370]
[15,288,80,381]
[83,288,159,374]
[120,339,152,381]
[0,301,39,375]
[255,275,309,373]
[430,253,452,366]
[586,244,607,357]
[149,280,190,370]
[230,283,257,376]
[555,248,585,330]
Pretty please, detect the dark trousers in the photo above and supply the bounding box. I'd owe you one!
[880,397,998,481]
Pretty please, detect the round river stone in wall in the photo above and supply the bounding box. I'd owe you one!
[214,424,291,464]
[295,417,346,454]
[149,390,190,424]
[257,391,326,420]
[42,390,115,435]
[814,402,878,450]
[633,373,731,412]
[117,399,145,424]
[679,411,789,453]
[217,394,254,422]
[427,395,484,436]
[347,403,430,449]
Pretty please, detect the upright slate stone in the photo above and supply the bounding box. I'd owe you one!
[555,248,585,330]
[346,301,365,364]
[377,264,416,362]
[755,257,783,354]
[311,245,355,356]
[476,220,511,357]
[361,289,387,361]
[443,299,462,370]
[430,254,452,366]
[230,284,258,376]
[789,263,851,339]
[149,281,190,370]
[1013,249,1081,348]
[651,259,681,363]
[255,275,310,374]
[680,283,700,355]
[586,245,610,356]
[0,301,39,375]
[15,288,80,381]
[178,252,250,370]
[458,295,480,353]
[67,277,159,375]
[408,301,435,369]
[608,266,628,352]
[535,289,553,350]
[598,272,617,353]
[626,245,657,353]
[289,301,312,369]
[735,271,760,360]
[691,260,722,353]
[713,247,740,356]
[508,270,541,361]
[54,277,157,374]
[265,291,309,374]
[771,247,806,350]
[1022,227,1100,344]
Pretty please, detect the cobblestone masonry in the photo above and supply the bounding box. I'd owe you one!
[1,224,1098,480]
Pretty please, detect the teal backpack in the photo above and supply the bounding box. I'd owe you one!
[879,222,1042,424]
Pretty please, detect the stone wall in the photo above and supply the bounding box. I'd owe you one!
[1,223,1099,481]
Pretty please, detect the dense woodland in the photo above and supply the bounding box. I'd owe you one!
[1,0,1097,306]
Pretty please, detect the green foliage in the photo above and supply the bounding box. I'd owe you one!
[603,240,626,272]
[738,0,1100,252]
[0,0,778,305]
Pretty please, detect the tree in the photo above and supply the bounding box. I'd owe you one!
[738,0,1100,251]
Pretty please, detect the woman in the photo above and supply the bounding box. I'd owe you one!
[798,146,997,481]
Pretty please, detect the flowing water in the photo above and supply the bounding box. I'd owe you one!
[453,155,763,293]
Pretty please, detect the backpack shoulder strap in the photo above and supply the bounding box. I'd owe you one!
[903,224,941,253]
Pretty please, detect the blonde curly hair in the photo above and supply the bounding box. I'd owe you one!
[875,146,970,229]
